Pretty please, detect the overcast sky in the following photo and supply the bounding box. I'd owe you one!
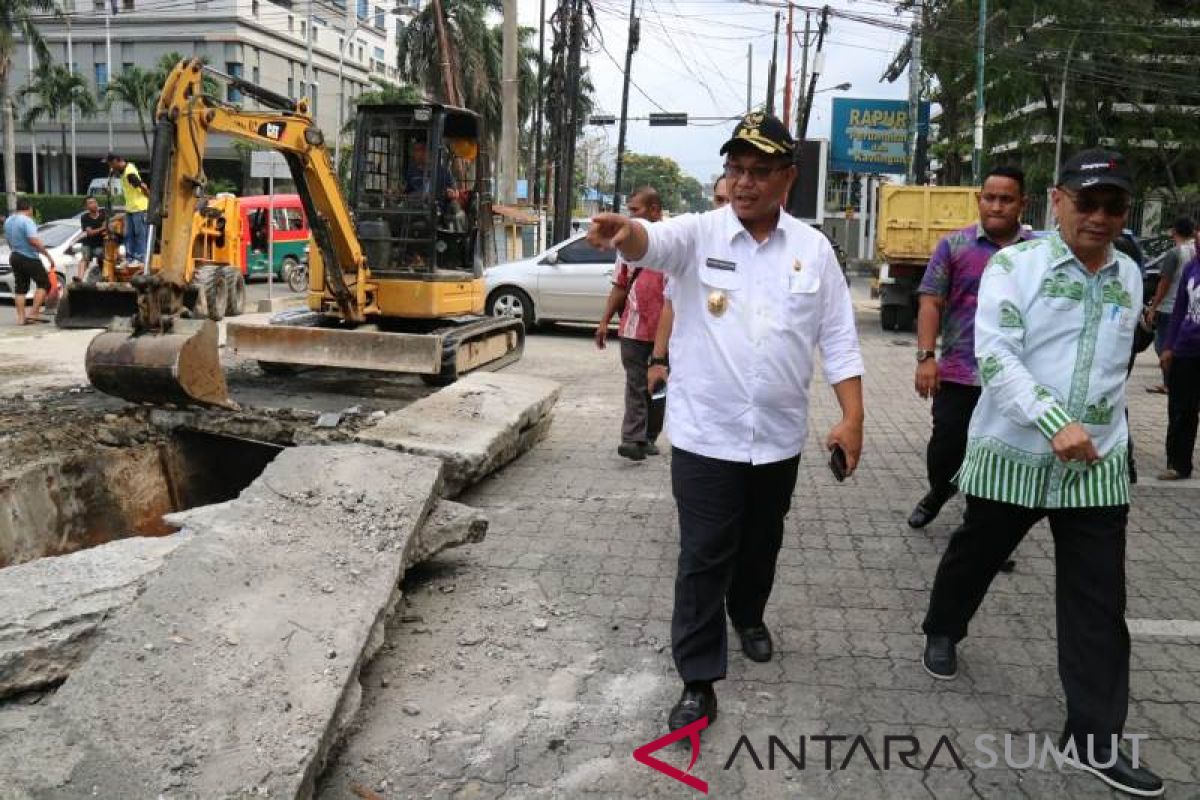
[515,0,915,183]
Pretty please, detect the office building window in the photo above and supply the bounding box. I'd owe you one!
[358,44,364,61]
[93,0,105,9]
[94,63,108,92]
[287,75,294,98]
[373,46,384,61]
[287,14,294,31]
[226,63,243,102]
[122,62,134,73]
[374,5,384,29]
[300,20,306,39]
[357,0,367,20]
[122,0,134,9]
[251,65,259,86]
[252,0,259,16]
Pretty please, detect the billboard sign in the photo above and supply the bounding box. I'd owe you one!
[830,98,929,174]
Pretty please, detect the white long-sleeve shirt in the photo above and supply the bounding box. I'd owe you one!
[630,205,863,464]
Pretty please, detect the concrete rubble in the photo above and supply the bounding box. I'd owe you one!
[0,444,489,798]
[355,371,561,496]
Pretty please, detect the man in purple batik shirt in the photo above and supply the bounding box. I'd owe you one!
[1159,251,1200,481]
[908,166,1035,530]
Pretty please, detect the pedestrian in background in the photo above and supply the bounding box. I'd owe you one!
[647,175,731,399]
[77,196,107,283]
[908,166,1034,538]
[921,149,1163,798]
[588,112,864,736]
[1158,246,1200,482]
[594,187,668,461]
[1144,217,1196,394]
[104,153,149,265]
[3,197,56,325]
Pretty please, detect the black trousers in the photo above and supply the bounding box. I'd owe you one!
[619,337,664,445]
[670,447,801,683]
[926,382,982,503]
[1167,355,1200,478]
[923,496,1130,741]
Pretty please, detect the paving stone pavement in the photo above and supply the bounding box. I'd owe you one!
[318,285,1200,800]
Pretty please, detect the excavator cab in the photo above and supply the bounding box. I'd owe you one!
[347,104,485,318]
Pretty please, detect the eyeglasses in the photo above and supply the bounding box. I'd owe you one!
[1061,189,1130,217]
[723,162,789,183]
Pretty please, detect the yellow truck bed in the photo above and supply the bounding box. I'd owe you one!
[876,185,980,263]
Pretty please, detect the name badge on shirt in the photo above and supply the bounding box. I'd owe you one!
[705,257,737,271]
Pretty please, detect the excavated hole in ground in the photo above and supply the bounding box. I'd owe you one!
[0,427,283,568]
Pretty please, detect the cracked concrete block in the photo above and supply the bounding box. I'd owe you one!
[0,445,444,799]
[405,500,488,570]
[0,534,189,698]
[354,371,560,496]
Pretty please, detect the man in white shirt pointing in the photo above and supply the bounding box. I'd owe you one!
[587,111,865,735]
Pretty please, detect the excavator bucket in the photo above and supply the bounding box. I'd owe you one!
[54,282,140,329]
[85,318,232,407]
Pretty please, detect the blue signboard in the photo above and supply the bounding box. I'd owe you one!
[830,98,929,174]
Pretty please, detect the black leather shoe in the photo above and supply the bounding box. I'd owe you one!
[644,442,661,456]
[1058,734,1164,797]
[617,442,646,461]
[736,624,773,662]
[668,683,717,732]
[922,635,957,680]
[907,492,948,529]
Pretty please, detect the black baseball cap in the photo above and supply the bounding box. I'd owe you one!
[719,111,795,157]
[1057,148,1134,194]
[101,152,120,163]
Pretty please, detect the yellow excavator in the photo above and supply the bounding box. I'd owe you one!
[85,58,524,407]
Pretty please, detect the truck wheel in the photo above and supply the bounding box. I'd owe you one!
[880,305,899,331]
[221,266,246,316]
[194,264,228,322]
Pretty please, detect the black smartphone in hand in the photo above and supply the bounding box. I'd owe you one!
[829,445,848,482]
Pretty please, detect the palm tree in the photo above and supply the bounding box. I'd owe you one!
[1,0,57,211]
[341,78,426,134]
[105,65,159,154]
[395,0,540,147]
[20,62,98,193]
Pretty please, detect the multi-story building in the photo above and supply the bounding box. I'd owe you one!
[4,0,420,194]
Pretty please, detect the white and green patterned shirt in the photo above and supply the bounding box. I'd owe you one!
[955,233,1142,508]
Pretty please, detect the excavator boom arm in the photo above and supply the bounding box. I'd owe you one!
[148,59,363,321]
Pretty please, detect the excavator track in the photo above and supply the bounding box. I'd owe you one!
[420,315,526,386]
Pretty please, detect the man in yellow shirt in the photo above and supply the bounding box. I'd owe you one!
[104,153,150,264]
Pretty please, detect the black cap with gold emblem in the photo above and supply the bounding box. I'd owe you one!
[719,111,796,157]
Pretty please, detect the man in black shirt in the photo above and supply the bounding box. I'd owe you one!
[77,196,107,282]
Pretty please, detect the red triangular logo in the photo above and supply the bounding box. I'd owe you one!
[632,716,709,794]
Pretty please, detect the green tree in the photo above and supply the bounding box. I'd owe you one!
[1,0,57,210]
[20,61,98,194]
[105,65,159,154]
[619,152,691,213]
[342,77,425,133]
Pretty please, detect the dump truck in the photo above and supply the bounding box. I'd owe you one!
[875,185,979,331]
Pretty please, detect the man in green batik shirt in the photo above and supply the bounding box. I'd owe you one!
[920,149,1163,798]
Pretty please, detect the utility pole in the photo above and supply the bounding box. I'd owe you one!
[782,4,793,129]
[788,4,829,218]
[533,0,546,213]
[499,0,519,204]
[795,10,810,137]
[766,11,780,114]
[553,0,584,243]
[746,43,752,113]
[612,0,638,214]
[27,37,38,197]
[796,4,829,142]
[906,6,922,183]
[105,9,113,150]
[67,14,77,194]
[305,0,315,101]
[972,0,986,182]
[334,10,348,172]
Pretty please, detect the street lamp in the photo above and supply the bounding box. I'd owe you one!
[814,82,851,94]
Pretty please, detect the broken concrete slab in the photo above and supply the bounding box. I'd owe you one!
[0,533,188,699]
[0,444,450,799]
[355,371,560,496]
[404,499,487,570]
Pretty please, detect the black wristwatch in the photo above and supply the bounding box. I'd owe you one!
[648,355,670,368]
[916,349,936,363]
